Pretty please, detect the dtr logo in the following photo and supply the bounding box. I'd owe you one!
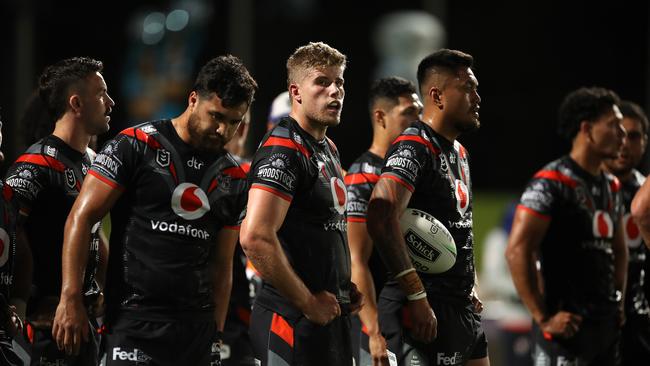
[0,228,9,267]
[330,177,347,215]
[171,183,210,220]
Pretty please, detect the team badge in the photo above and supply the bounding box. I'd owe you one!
[156,149,171,167]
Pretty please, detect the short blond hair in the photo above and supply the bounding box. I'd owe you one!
[286,42,347,86]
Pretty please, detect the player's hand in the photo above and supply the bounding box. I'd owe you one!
[349,282,365,315]
[369,332,390,366]
[52,294,89,356]
[302,291,341,325]
[470,288,483,313]
[406,298,437,343]
[539,311,583,339]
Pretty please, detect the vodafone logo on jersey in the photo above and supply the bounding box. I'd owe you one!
[593,210,613,238]
[623,213,642,248]
[0,228,9,267]
[454,179,469,216]
[171,183,211,220]
[330,177,347,215]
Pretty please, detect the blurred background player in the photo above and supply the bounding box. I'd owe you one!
[0,112,31,365]
[604,101,650,363]
[507,87,627,365]
[52,55,257,366]
[345,76,422,366]
[5,57,114,366]
[367,49,489,366]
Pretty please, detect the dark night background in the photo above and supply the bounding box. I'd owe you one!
[1,0,648,192]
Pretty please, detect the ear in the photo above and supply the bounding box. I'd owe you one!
[373,109,386,129]
[429,87,443,110]
[579,120,593,141]
[69,94,82,116]
[188,91,199,109]
[289,84,301,104]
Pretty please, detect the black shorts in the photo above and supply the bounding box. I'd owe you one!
[249,304,353,366]
[100,316,218,366]
[531,318,620,365]
[622,313,650,363]
[222,305,255,366]
[378,296,487,365]
[29,322,98,366]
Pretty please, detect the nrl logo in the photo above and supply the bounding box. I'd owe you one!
[65,168,76,189]
[156,149,171,167]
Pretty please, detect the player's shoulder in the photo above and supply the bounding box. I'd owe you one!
[261,118,311,158]
[603,172,621,193]
[530,157,578,189]
[219,152,248,180]
[115,119,169,149]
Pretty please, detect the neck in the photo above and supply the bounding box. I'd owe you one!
[368,133,391,159]
[171,108,192,145]
[603,164,633,182]
[422,109,458,142]
[569,143,604,176]
[52,115,91,153]
[291,113,327,141]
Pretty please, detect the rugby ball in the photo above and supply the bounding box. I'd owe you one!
[399,208,457,274]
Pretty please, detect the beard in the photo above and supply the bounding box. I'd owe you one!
[454,117,480,134]
[187,113,225,153]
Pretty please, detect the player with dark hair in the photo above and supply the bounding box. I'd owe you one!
[5,56,114,365]
[367,49,489,365]
[52,55,257,365]
[604,101,650,363]
[241,42,363,366]
[346,76,422,366]
[507,87,627,365]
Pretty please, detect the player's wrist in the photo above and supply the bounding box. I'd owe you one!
[396,270,426,301]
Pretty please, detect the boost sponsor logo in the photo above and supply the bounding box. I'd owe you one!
[112,347,152,362]
[6,177,38,197]
[436,352,464,365]
[346,201,367,214]
[151,220,210,239]
[386,155,418,176]
[257,164,295,191]
[95,154,122,175]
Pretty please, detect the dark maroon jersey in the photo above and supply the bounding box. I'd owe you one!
[619,169,649,317]
[0,183,17,301]
[345,151,388,294]
[379,120,475,303]
[5,135,100,300]
[90,119,247,320]
[519,156,624,320]
[248,117,351,315]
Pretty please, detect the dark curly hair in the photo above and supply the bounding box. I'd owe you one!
[368,76,417,113]
[619,100,648,135]
[193,55,258,108]
[557,87,621,140]
[38,57,103,121]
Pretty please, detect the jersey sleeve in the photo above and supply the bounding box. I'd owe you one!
[248,132,307,202]
[344,168,378,223]
[517,170,565,220]
[380,128,438,192]
[5,156,53,215]
[89,128,143,190]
